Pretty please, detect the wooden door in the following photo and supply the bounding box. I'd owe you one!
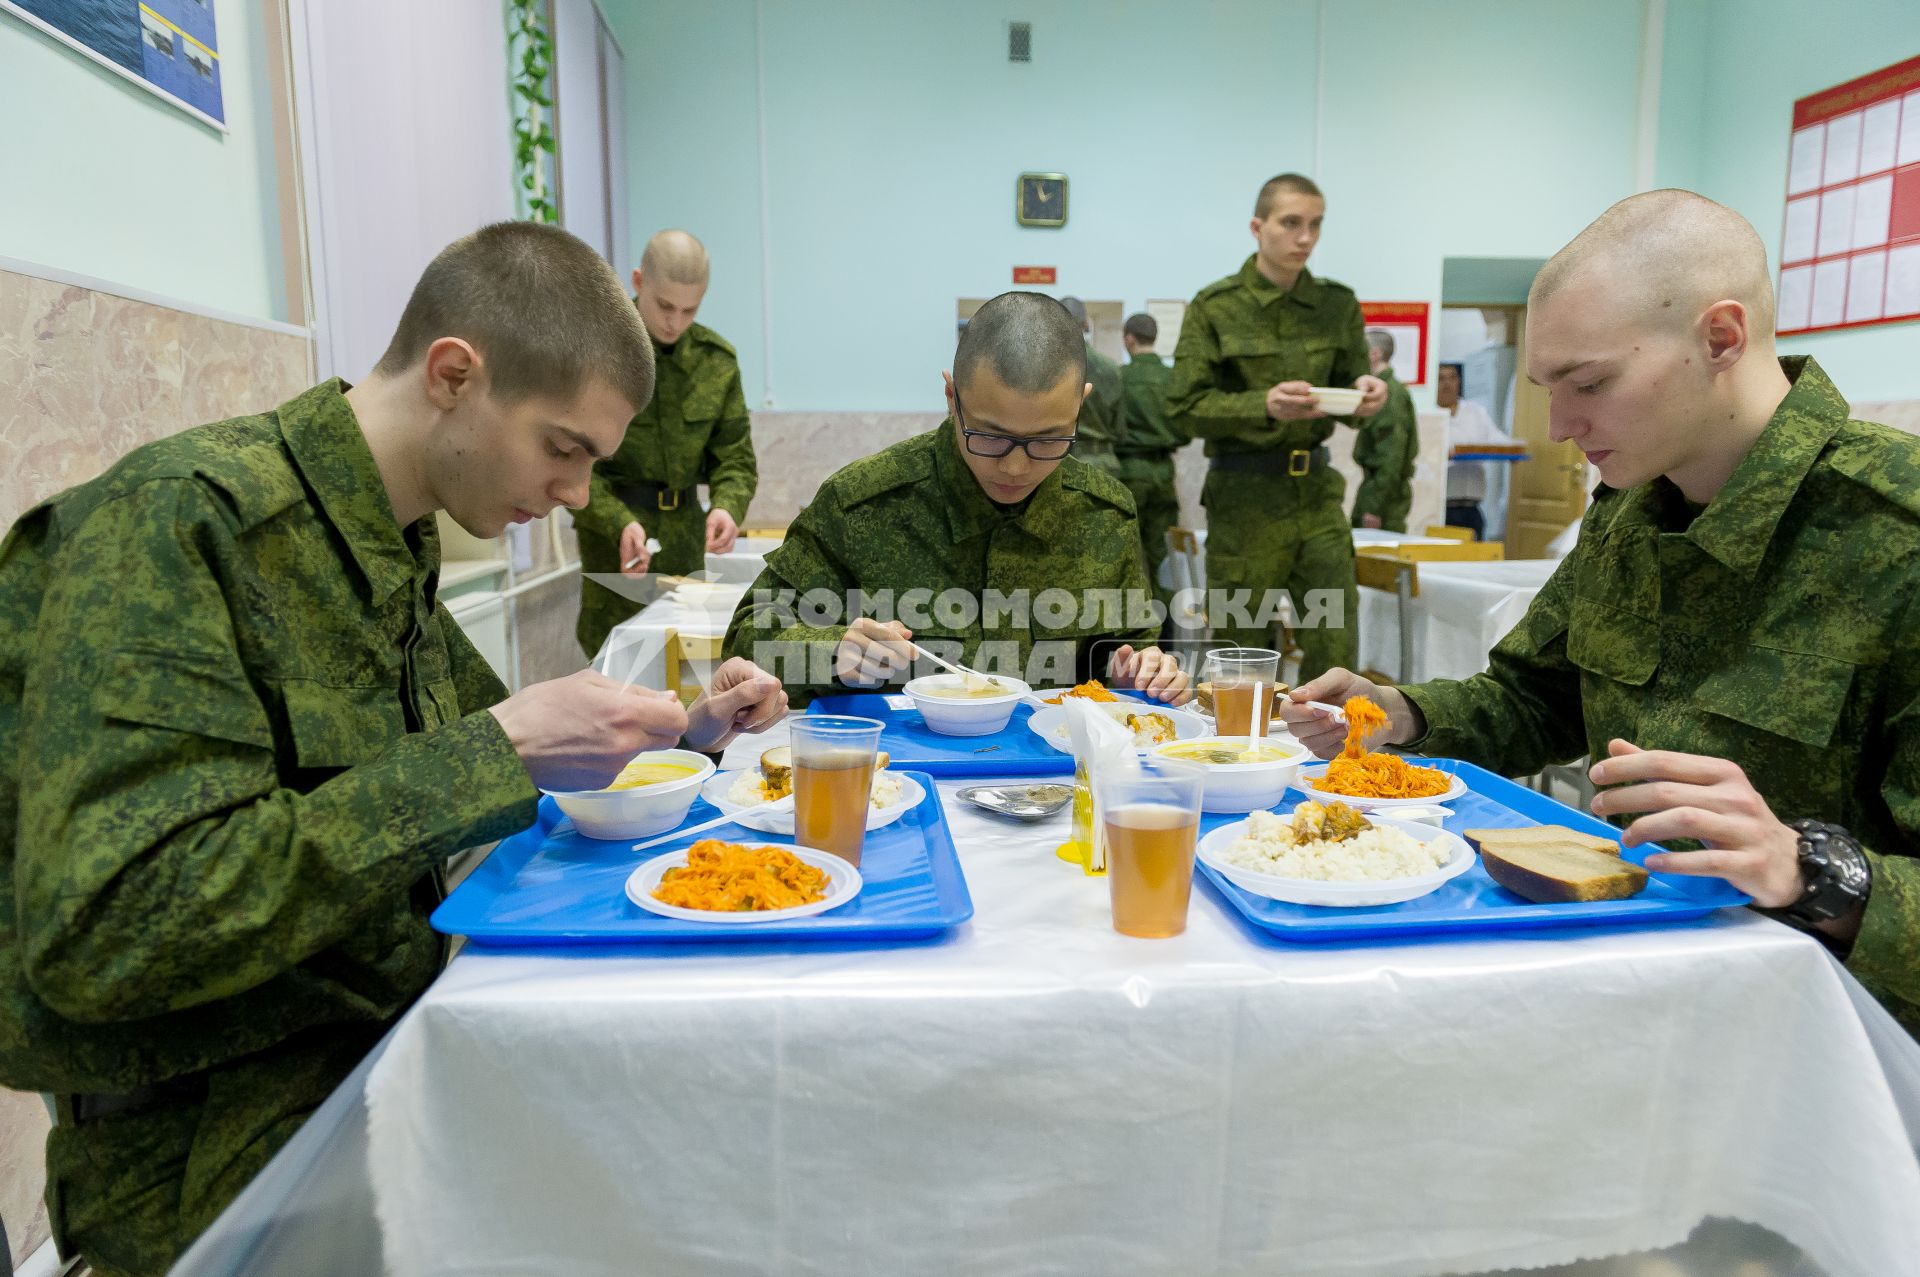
[1507,309,1590,559]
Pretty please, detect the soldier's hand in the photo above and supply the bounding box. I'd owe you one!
[684,657,788,753]
[490,671,688,792]
[706,509,740,555]
[1266,381,1325,421]
[835,618,916,688]
[1353,374,1389,417]
[619,521,651,575]
[1108,644,1192,705]
[1588,741,1806,908]
[1360,513,1383,529]
[1280,670,1421,759]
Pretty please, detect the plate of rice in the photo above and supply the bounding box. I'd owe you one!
[1197,801,1475,906]
[625,839,863,923]
[699,767,923,835]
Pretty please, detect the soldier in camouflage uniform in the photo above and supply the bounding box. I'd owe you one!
[574,230,759,657]
[1350,329,1420,533]
[1285,191,1920,1040]
[1115,312,1189,607]
[1058,296,1124,477]
[725,292,1190,707]
[1168,173,1387,682]
[0,224,788,1276]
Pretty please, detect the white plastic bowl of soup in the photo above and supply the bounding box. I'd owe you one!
[548,748,717,840]
[1152,736,1312,814]
[903,673,1030,736]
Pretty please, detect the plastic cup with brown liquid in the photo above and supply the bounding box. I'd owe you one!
[1102,759,1206,938]
[789,715,885,866]
[1204,647,1281,738]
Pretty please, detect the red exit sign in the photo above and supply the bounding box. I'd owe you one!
[1012,266,1057,284]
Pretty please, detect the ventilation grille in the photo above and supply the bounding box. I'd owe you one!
[1008,22,1031,62]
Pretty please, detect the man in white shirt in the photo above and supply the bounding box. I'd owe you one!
[1439,361,1507,538]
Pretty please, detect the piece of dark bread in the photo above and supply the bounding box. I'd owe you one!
[1465,825,1649,903]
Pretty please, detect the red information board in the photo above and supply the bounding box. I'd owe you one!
[1776,53,1920,336]
[1359,301,1430,386]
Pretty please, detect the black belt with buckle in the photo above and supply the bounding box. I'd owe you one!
[1210,446,1330,478]
[615,481,692,513]
[66,1073,209,1123]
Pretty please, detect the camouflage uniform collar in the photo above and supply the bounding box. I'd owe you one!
[280,379,433,605]
[935,418,1068,544]
[1677,356,1847,577]
[1236,254,1321,308]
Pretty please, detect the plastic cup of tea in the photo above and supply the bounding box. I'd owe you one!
[1101,759,1206,938]
[1204,647,1281,738]
[789,716,884,866]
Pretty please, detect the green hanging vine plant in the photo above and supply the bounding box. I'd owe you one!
[509,0,558,223]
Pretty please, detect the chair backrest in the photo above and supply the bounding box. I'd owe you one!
[663,630,727,704]
[1165,528,1206,593]
[1423,524,1473,542]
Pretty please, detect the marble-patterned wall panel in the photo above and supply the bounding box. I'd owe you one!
[0,268,313,529]
[1857,398,1920,437]
[736,411,945,527]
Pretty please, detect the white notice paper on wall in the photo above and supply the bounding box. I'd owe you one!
[1778,266,1814,331]
[1860,99,1901,175]
[1847,251,1886,324]
[1811,258,1851,328]
[1819,186,1857,258]
[1823,111,1863,186]
[1886,245,1920,318]
[1790,124,1827,194]
[1783,196,1820,264]
[1853,175,1893,250]
[1902,92,1920,168]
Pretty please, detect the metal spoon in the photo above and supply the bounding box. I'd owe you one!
[957,784,1073,822]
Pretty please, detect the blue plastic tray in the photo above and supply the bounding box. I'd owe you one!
[1195,758,1749,943]
[432,771,973,946]
[807,691,1156,777]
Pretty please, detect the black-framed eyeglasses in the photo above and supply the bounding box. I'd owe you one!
[953,388,1077,461]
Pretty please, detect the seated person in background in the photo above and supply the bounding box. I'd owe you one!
[1438,360,1509,539]
[1350,328,1419,533]
[724,290,1190,705]
[1282,190,1920,1040]
[0,222,788,1276]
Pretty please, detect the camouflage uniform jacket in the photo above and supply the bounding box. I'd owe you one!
[573,320,757,551]
[723,423,1156,703]
[1350,368,1419,531]
[1403,358,1920,1037]
[1167,256,1370,502]
[1075,344,1126,470]
[0,380,539,1094]
[1118,352,1188,456]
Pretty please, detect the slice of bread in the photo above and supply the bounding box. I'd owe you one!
[1465,825,1649,903]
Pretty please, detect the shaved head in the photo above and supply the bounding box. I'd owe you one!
[954,292,1086,395]
[1530,189,1775,337]
[638,229,710,286]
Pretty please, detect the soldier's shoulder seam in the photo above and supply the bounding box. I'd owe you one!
[1313,274,1358,300]
[821,433,937,509]
[1061,458,1137,515]
[1823,420,1920,519]
[76,418,304,533]
[688,323,738,358]
[1192,274,1240,302]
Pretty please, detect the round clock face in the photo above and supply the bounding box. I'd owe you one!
[1019,174,1067,225]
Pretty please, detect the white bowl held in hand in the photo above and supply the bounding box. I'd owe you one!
[1308,385,1365,415]
[903,673,1030,736]
[548,748,717,840]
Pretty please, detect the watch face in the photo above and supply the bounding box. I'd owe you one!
[1018,173,1067,226]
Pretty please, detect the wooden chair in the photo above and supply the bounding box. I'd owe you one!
[736,526,789,541]
[1423,524,1474,542]
[663,630,726,704]
[1164,528,1207,632]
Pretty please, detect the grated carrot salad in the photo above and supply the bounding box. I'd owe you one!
[653,839,829,912]
[1043,680,1121,705]
[1310,695,1451,799]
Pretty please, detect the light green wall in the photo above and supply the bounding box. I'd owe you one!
[0,0,290,323]
[1682,0,1920,401]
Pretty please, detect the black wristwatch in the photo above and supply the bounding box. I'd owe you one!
[1777,819,1872,926]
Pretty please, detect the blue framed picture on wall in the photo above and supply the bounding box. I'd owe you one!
[2,0,225,130]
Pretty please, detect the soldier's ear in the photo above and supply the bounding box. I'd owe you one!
[1082,382,1093,404]
[1700,299,1748,369]
[630,267,645,295]
[422,337,483,410]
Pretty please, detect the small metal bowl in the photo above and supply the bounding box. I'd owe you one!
[957,783,1073,822]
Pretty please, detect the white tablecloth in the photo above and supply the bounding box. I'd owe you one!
[703,535,779,584]
[595,581,750,689]
[357,727,1920,1277]
[1156,529,1453,593]
[1359,558,1560,683]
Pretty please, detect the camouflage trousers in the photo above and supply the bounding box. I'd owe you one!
[575,501,709,657]
[1202,470,1357,684]
[1117,454,1182,610]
